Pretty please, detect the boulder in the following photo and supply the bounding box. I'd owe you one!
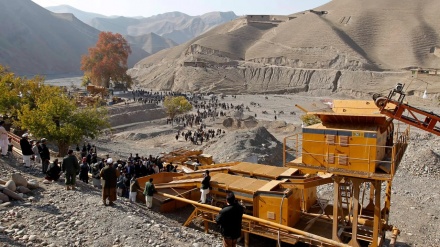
[0,192,9,202]
[27,180,39,189]
[11,174,27,187]
[5,180,16,192]
[16,186,31,194]
[0,178,6,185]
[0,202,12,207]
[2,188,24,201]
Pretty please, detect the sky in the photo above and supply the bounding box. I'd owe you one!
[31,0,331,17]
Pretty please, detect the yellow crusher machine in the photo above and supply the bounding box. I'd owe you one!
[136,85,439,247]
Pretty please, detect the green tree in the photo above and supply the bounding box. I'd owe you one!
[300,114,321,126]
[81,32,132,88]
[0,66,21,116]
[0,65,110,156]
[81,75,91,89]
[17,88,109,156]
[0,65,45,118]
[163,96,192,124]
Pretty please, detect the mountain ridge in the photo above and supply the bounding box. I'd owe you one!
[47,5,238,44]
[129,0,440,96]
[0,1,234,76]
[0,0,101,76]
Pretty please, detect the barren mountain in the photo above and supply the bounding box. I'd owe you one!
[48,5,238,45]
[0,0,149,76]
[46,4,107,24]
[0,0,100,76]
[125,33,177,55]
[130,0,440,98]
[87,11,238,44]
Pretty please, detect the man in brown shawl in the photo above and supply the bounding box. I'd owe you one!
[100,158,120,206]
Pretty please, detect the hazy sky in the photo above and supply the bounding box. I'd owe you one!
[31,0,331,17]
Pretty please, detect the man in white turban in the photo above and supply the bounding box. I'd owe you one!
[19,133,33,168]
[0,121,8,157]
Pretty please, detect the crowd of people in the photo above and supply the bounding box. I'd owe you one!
[36,144,180,203]
[0,89,251,247]
[129,90,187,105]
[17,133,50,170]
[177,127,225,145]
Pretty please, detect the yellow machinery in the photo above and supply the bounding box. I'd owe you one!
[283,99,409,247]
[136,99,414,247]
[291,100,400,178]
[160,149,214,171]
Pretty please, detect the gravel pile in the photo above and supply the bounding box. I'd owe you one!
[204,126,291,166]
[399,132,440,178]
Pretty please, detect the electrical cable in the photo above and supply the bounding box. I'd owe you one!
[277,192,287,247]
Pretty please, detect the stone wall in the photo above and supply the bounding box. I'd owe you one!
[246,15,289,23]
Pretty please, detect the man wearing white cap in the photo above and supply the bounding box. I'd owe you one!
[19,133,33,168]
[0,121,8,157]
[100,158,120,206]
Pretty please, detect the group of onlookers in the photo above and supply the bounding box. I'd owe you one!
[18,132,50,170]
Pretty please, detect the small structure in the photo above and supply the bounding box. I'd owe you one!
[86,85,108,97]
[183,61,207,68]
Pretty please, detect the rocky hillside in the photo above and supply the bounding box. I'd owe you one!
[0,0,149,76]
[0,0,100,76]
[125,33,177,55]
[0,159,224,247]
[45,4,106,24]
[130,0,440,97]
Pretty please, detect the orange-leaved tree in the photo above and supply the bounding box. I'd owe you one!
[81,32,132,88]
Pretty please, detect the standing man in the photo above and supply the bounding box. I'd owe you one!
[215,192,244,247]
[129,177,140,203]
[40,138,50,174]
[0,121,8,157]
[200,170,211,204]
[91,163,102,188]
[19,133,33,168]
[32,141,42,166]
[143,178,156,209]
[100,158,120,206]
[62,149,79,190]
[79,157,90,184]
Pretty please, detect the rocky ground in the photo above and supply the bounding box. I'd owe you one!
[1,91,439,247]
[0,158,226,247]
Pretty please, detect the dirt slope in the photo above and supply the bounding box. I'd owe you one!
[130,0,440,97]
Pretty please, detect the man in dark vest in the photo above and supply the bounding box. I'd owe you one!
[100,158,120,206]
[62,149,79,190]
[19,133,33,168]
[143,178,156,209]
[40,138,50,174]
[215,192,244,247]
[200,170,210,204]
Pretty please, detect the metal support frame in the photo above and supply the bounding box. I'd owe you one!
[347,179,361,247]
[374,92,440,136]
[158,192,353,247]
[332,177,342,242]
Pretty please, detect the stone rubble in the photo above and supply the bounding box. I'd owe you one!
[0,158,224,247]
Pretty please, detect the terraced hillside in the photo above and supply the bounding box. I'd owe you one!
[130,0,440,97]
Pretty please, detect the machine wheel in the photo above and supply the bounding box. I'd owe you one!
[374,96,388,108]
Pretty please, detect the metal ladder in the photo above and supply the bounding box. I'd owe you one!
[339,182,353,223]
